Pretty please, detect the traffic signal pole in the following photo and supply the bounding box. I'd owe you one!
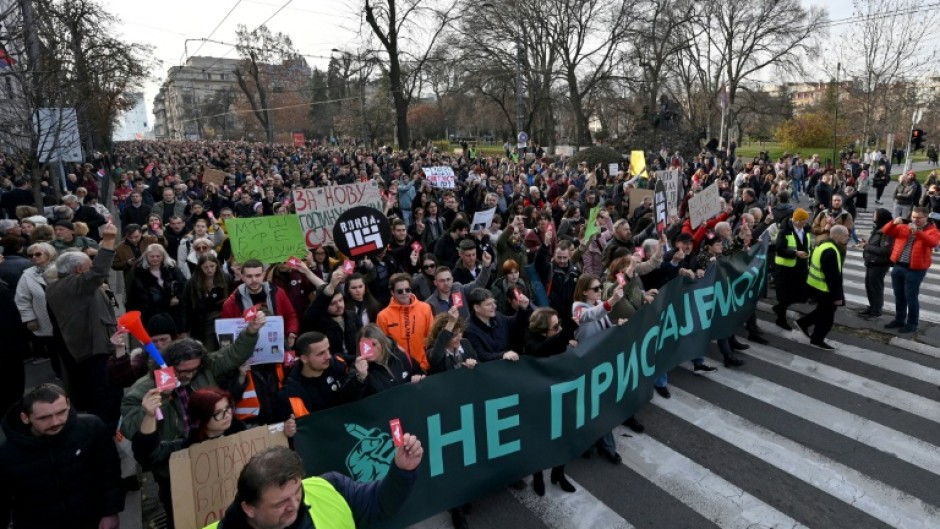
[902,109,922,176]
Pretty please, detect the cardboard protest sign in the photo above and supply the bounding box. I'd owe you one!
[608,163,619,177]
[215,316,285,365]
[628,189,654,218]
[688,182,723,229]
[170,425,290,529]
[203,168,226,187]
[294,182,384,248]
[422,166,456,189]
[630,150,648,179]
[332,206,393,259]
[654,180,668,236]
[470,207,496,233]
[292,132,305,147]
[226,215,307,264]
[656,169,683,218]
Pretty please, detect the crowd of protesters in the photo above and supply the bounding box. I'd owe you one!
[0,138,938,529]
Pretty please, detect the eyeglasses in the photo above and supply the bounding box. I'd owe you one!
[194,246,209,251]
[29,253,44,258]
[175,365,202,377]
[395,288,412,295]
[587,285,602,292]
[423,264,436,269]
[211,406,233,421]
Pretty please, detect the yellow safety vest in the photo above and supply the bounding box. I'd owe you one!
[774,232,812,267]
[203,476,355,529]
[806,241,841,293]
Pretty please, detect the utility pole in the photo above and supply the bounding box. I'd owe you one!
[515,36,525,154]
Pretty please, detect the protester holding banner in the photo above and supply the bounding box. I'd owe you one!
[571,274,643,455]
[523,307,577,496]
[376,273,434,371]
[277,331,366,420]
[695,233,748,367]
[426,307,479,375]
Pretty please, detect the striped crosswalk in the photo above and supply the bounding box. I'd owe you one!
[407,320,940,529]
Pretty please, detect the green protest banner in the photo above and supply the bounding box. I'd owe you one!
[581,205,601,243]
[226,214,308,264]
[295,242,769,529]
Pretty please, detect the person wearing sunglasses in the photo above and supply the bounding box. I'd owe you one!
[133,386,297,527]
[376,273,434,372]
[13,242,58,374]
[523,307,577,496]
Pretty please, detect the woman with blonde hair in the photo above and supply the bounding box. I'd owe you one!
[126,243,187,333]
[14,242,59,371]
[357,324,426,396]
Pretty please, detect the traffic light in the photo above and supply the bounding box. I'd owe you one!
[912,129,925,151]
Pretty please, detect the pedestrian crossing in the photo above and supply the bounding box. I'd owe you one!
[407,321,940,529]
[836,208,940,324]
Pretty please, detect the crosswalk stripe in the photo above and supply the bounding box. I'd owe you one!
[676,363,940,477]
[840,292,940,324]
[612,428,807,529]
[738,341,940,424]
[655,388,940,529]
[838,267,940,295]
[759,325,940,384]
[509,476,634,529]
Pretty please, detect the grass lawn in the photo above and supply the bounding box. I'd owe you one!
[736,141,929,163]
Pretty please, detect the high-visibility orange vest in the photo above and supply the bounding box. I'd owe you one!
[234,364,285,420]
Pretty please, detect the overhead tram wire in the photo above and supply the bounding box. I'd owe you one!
[176,94,363,125]
[199,0,295,73]
[189,0,245,59]
[801,1,940,32]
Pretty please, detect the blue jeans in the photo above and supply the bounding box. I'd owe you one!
[891,266,927,328]
[791,178,803,201]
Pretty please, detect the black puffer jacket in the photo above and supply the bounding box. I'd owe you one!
[0,402,124,529]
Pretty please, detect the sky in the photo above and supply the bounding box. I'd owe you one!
[99,0,858,127]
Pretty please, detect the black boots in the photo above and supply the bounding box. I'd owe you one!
[532,471,545,496]
[550,466,576,493]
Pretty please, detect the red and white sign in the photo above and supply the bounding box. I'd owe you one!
[451,291,464,309]
[389,418,404,447]
[243,304,263,322]
[343,260,355,274]
[421,166,456,189]
[294,182,384,248]
[411,241,422,254]
[154,367,178,392]
[286,257,303,269]
[359,338,376,360]
[616,272,626,287]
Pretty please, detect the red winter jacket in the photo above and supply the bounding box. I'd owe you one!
[220,283,300,336]
[882,221,940,271]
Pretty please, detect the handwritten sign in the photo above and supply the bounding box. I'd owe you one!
[582,206,601,243]
[170,425,289,529]
[293,182,384,248]
[656,169,683,218]
[422,166,456,188]
[203,168,226,187]
[688,182,723,229]
[654,180,668,236]
[215,316,285,365]
[227,215,307,264]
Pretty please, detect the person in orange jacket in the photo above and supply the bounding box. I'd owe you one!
[376,273,434,371]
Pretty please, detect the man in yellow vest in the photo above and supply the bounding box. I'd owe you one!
[205,437,423,529]
[796,225,849,351]
[772,208,812,330]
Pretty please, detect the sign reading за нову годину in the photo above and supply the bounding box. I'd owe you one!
[294,242,768,529]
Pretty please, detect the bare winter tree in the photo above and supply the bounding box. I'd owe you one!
[363,0,460,150]
[545,0,636,147]
[828,0,940,150]
[234,24,298,143]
